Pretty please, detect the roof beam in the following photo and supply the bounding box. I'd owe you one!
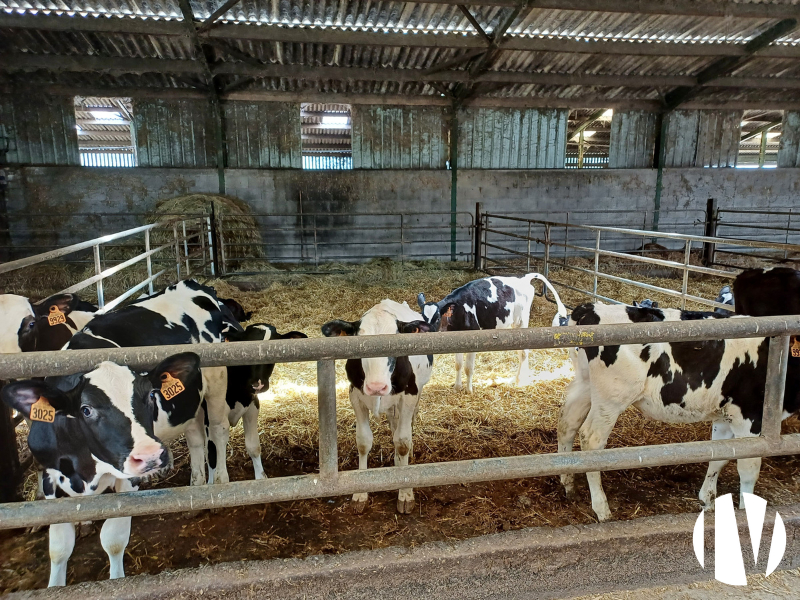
[458,5,492,45]
[740,121,781,143]
[4,14,800,58]
[196,0,243,35]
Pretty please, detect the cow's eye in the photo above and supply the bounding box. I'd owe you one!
[27,321,35,329]
[81,406,93,417]
[149,390,157,401]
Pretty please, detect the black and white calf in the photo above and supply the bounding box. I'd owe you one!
[733,267,800,316]
[0,293,96,354]
[417,273,567,392]
[67,280,243,485]
[223,323,307,479]
[322,299,434,514]
[557,302,799,522]
[2,353,200,586]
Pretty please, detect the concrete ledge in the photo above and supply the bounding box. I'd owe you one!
[10,504,800,600]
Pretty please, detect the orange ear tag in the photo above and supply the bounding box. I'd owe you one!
[791,337,800,358]
[48,306,67,326]
[30,397,55,423]
[160,373,185,401]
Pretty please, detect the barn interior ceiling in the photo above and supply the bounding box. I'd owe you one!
[1,0,799,112]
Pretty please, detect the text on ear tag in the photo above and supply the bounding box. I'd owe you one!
[160,373,185,401]
[792,337,800,358]
[48,306,67,327]
[31,397,55,423]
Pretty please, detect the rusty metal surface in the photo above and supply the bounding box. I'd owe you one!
[608,110,658,168]
[663,109,743,168]
[0,94,79,166]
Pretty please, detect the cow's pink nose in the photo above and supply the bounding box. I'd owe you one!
[365,382,390,396]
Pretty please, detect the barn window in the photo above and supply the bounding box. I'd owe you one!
[738,110,782,169]
[74,97,137,167]
[301,103,352,170]
[565,108,612,168]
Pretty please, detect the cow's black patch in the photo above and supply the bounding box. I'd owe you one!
[201,332,213,343]
[571,304,600,326]
[600,345,619,367]
[344,356,419,395]
[647,352,672,384]
[721,340,770,435]
[679,310,729,321]
[42,472,54,497]
[640,346,651,362]
[625,306,665,323]
[207,440,217,469]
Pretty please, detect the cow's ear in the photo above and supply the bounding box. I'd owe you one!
[148,352,201,389]
[416,293,427,309]
[1,380,76,419]
[34,293,78,317]
[397,320,433,334]
[441,303,456,318]
[321,320,360,337]
[279,331,308,340]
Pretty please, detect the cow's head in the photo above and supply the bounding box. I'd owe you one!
[632,299,659,309]
[416,293,453,332]
[2,354,199,480]
[322,307,432,397]
[17,293,92,353]
[714,286,735,313]
[225,324,307,393]
[0,294,34,353]
[219,298,253,324]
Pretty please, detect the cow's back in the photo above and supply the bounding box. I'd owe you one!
[733,267,800,316]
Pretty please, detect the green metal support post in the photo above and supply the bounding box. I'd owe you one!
[449,102,459,262]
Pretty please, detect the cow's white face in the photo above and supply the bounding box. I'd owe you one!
[0,294,34,353]
[358,306,400,397]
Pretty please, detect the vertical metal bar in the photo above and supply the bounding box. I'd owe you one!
[450,103,459,262]
[563,213,570,266]
[473,203,483,271]
[317,359,338,480]
[702,198,717,267]
[758,129,768,168]
[93,244,104,308]
[206,216,216,276]
[173,224,181,280]
[578,129,585,169]
[681,239,691,310]
[313,214,319,269]
[526,221,532,272]
[218,214,227,276]
[199,219,207,276]
[544,223,551,278]
[145,229,154,295]
[785,210,792,260]
[182,221,191,277]
[593,230,600,299]
[762,334,790,440]
[400,213,405,267]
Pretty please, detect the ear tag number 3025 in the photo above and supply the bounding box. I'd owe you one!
[31,397,55,423]
[48,306,67,327]
[161,373,185,401]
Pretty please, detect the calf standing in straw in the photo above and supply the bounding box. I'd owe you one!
[322,299,434,514]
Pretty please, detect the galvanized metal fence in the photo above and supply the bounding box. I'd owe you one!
[476,207,800,312]
[0,314,798,529]
[715,207,800,266]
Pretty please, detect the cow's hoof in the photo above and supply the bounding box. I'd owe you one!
[594,508,612,523]
[77,521,96,538]
[352,499,368,514]
[454,383,463,392]
[397,498,415,514]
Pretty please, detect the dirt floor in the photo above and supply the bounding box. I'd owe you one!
[3,259,800,593]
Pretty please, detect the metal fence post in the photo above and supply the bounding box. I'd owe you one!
[93,244,105,308]
[473,202,483,272]
[785,209,792,260]
[593,230,601,299]
[173,224,181,280]
[182,220,191,278]
[206,216,216,277]
[313,214,319,269]
[526,221,532,272]
[544,224,551,278]
[317,359,338,480]
[217,213,226,276]
[145,229,154,295]
[702,198,717,267]
[400,213,405,266]
[762,334,790,440]
[681,239,691,310]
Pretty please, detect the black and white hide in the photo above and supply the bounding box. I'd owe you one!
[417,273,567,392]
[0,293,96,354]
[66,280,243,485]
[2,353,200,586]
[557,302,799,522]
[322,299,434,514]
[223,323,307,479]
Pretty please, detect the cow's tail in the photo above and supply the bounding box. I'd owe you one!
[524,273,569,327]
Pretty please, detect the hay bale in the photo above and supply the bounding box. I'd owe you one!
[149,194,264,266]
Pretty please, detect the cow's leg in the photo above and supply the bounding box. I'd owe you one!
[350,390,373,513]
[454,353,464,391]
[390,394,419,514]
[730,420,762,508]
[698,420,733,510]
[242,402,265,480]
[48,522,75,587]
[579,403,626,522]
[515,349,531,386]
[185,418,207,486]
[203,367,231,484]
[558,356,592,500]
[464,352,476,393]
[100,478,135,580]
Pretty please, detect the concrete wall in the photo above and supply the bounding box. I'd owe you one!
[4,166,799,262]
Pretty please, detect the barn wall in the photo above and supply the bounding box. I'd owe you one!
[608,111,658,169]
[351,105,448,169]
[663,109,743,168]
[0,95,79,166]
[457,108,568,169]
[777,111,800,168]
[223,101,302,169]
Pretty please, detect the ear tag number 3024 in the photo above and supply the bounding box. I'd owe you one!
[48,306,67,327]
[31,397,55,423]
[161,373,185,401]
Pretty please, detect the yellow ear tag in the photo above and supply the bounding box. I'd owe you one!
[30,397,55,423]
[48,306,67,326]
[160,373,185,401]
[791,337,800,358]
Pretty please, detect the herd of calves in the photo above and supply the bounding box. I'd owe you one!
[1,266,799,587]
